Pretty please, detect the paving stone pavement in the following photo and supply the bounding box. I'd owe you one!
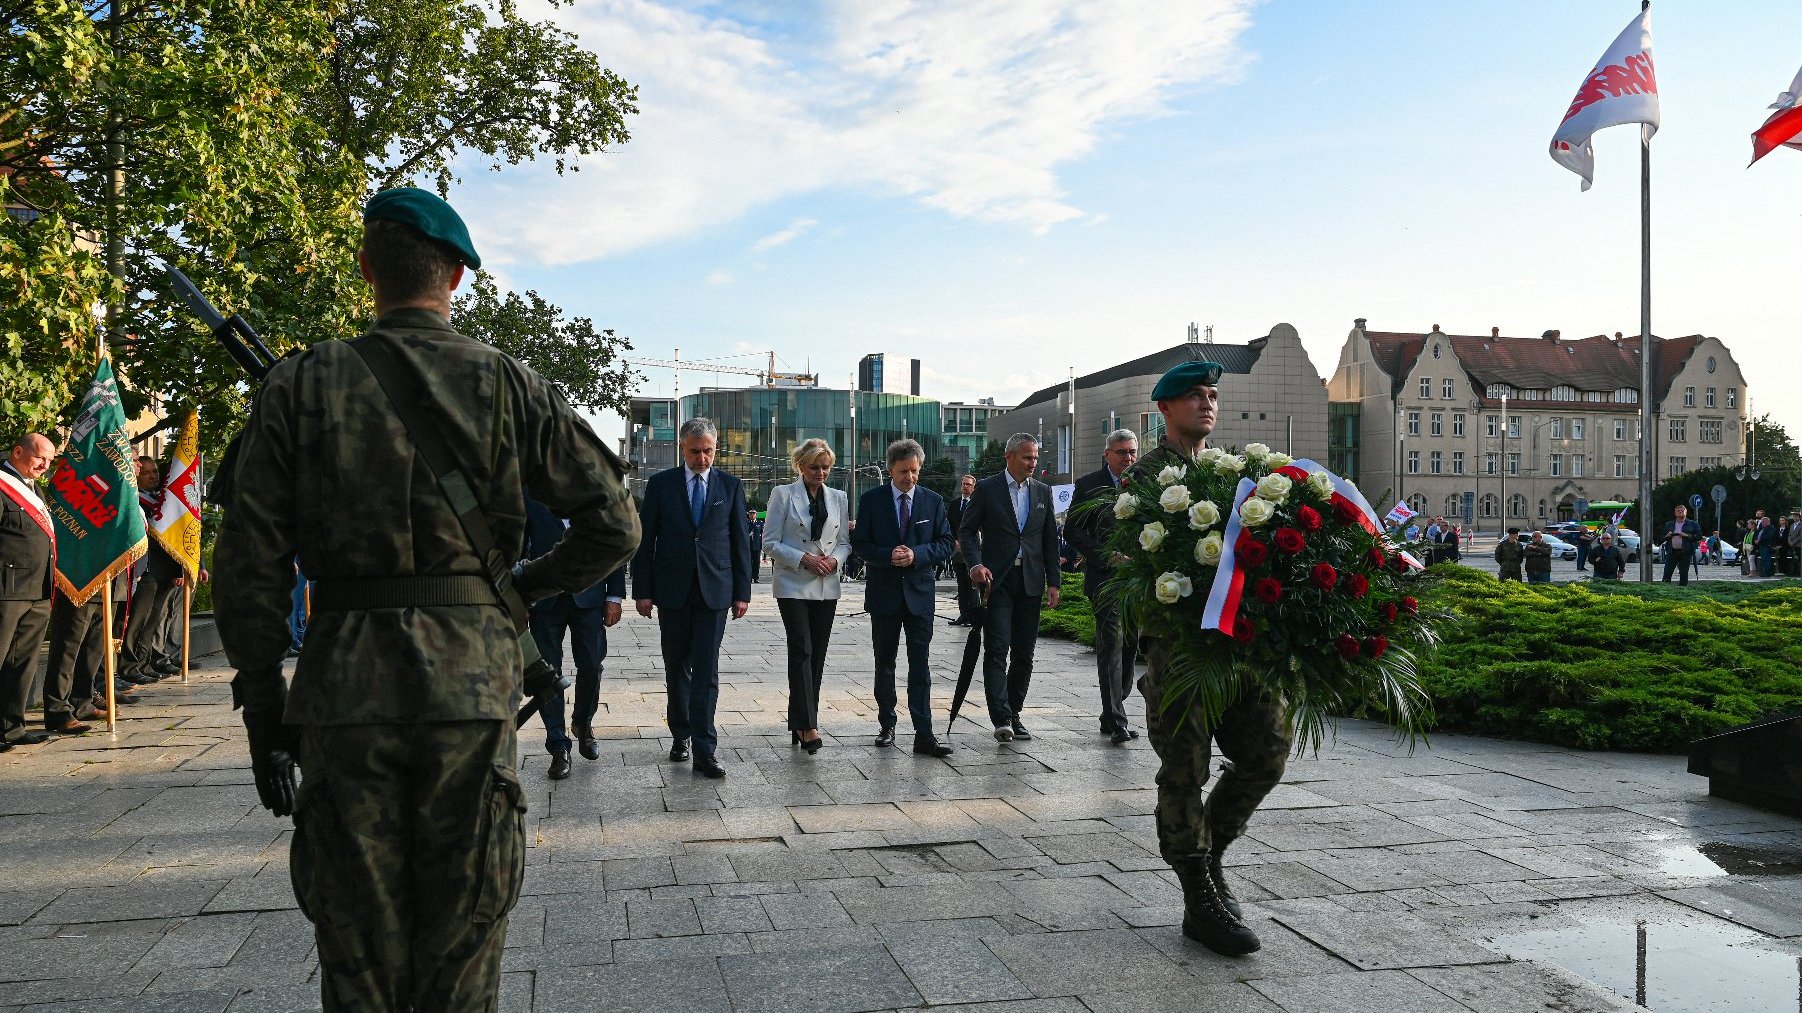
[1,583,1798,1012]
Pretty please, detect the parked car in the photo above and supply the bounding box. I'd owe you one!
[1615,534,1641,562]
[1651,540,1737,565]
[1534,532,1578,560]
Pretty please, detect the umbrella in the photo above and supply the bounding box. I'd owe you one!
[945,581,991,735]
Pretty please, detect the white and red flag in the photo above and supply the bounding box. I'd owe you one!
[1750,63,1802,165]
[1550,8,1660,191]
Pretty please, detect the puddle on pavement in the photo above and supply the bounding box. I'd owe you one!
[1490,911,1801,1012]
[1654,841,1802,879]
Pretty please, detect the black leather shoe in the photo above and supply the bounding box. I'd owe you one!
[669,740,690,763]
[1173,853,1259,956]
[874,727,895,747]
[576,726,599,761]
[1010,719,1032,741]
[7,731,50,746]
[1110,727,1133,744]
[548,750,572,780]
[913,737,953,757]
[693,755,726,778]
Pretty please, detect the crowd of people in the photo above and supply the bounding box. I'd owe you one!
[1485,500,1801,586]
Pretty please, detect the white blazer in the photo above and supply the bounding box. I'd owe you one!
[765,479,851,601]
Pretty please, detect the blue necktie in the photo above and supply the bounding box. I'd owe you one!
[690,474,705,527]
[898,492,911,539]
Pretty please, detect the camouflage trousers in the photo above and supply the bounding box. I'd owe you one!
[1138,641,1293,861]
[292,721,525,1013]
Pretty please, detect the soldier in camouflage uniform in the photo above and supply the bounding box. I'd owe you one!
[215,188,639,1012]
[1126,359,1293,958]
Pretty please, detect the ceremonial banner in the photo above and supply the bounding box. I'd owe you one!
[46,355,147,604]
[1750,63,1802,165]
[1050,483,1075,516]
[148,409,203,578]
[1549,8,1659,191]
[1382,500,1417,528]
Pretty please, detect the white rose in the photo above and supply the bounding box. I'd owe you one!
[1188,500,1221,531]
[1217,454,1245,474]
[1113,492,1136,519]
[1239,496,1275,527]
[1197,447,1225,465]
[1139,521,1168,551]
[1307,470,1335,497]
[1159,484,1192,513]
[1157,465,1183,487]
[1195,532,1224,566]
[1266,452,1294,468]
[1244,442,1270,459]
[1154,571,1194,604]
[1255,473,1293,503]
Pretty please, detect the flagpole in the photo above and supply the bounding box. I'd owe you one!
[102,580,117,734]
[180,582,191,682]
[1637,27,1656,583]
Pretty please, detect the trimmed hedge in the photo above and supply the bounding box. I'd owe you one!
[1040,564,1802,753]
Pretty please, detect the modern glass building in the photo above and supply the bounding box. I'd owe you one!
[940,400,1013,473]
[662,386,944,505]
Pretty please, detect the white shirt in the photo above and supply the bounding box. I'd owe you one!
[1009,477,1030,531]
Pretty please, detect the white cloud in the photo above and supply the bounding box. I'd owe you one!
[751,217,818,253]
[705,269,735,285]
[469,0,1256,266]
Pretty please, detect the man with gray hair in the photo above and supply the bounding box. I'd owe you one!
[0,433,58,748]
[853,439,956,756]
[959,433,1060,741]
[633,416,753,779]
[1066,429,1140,743]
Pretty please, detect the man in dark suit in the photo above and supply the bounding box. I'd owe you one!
[525,496,626,779]
[1660,504,1702,585]
[1066,430,1140,744]
[959,433,1061,742]
[632,418,752,779]
[853,439,956,757]
[0,434,57,748]
[947,474,978,626]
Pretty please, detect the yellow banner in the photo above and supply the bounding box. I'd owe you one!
[148,409,203,578]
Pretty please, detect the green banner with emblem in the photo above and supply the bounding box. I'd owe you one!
[45,354,147,604]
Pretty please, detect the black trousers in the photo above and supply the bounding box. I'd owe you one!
[872,607,933,737]
[659,585,727,759]
[121,570,180,675]
[981,568,1042,727]
[0,598,50,740]
[777,598,836,731]
[951,556,977,623]
[44,593,110,723]
[1093,599,1137,733]
[529,595,610,755]
[1662,551,1692,585]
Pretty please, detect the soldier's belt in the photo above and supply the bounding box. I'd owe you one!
[311,575,498,611]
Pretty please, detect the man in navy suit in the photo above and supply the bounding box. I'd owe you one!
[632,418,752,779]
[959,433,1061,742]
[1066,430,1141,744]
[853,439,956,757]
[524,496,625,779]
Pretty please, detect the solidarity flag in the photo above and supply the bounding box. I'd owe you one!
[1750,63,1802,165]
[1550,8,1659,190]
[45,354,147,604]
[1382,500,1417,528]
[148,409,203,578]
[1050,483,1076,516]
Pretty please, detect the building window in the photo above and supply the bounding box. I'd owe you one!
[1429,450,1443,474]
[1613,454,1625,478]
[1508,493,1527,518]
[1571,418,1584,440]
[1486,383,1508,398]
[1407,411,1421,436]
[1614,419,1627,440]
[1442,378,1454,399]
[1508,415,1521,438]
[1057,423,1071,474]
[1684,386,1695,407]
[1705,387,1716,408]
[1614,387,1639,404]
[1551,418,1564,439]
[1452,451,1465,474]
[1700,456,1720,468]
[1551,385,1576,401]
[1668,457,1687,477]
[1485,452,1498,475]
[1430,412,1443,436]
[1480,493,1497,518]
[1508,452,1520,475]
[1407,450,1420,474]
[1572,456,1584,477]
[1419,377,1432,399]
[1699,419,1722,444]
[1486,415,1498,438]
[1432,342,1441,359]
[1408,493,1429,515]
[1550,454,1563,477]
[1669,418,1687,442]
[1444,494,1462,517]
[1140,412,1166,445]
[1538,499,1548,519]
[1727,387,1738,408]
[1452,413,1466,437]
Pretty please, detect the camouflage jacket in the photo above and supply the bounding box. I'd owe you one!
[214,309,640,724]
[1123,439,1194,489]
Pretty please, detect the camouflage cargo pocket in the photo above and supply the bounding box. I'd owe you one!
[473,764,527,924]
[288,769,342,926]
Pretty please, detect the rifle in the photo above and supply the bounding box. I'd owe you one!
[162,263,567,730]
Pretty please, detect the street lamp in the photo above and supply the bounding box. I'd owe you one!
[1736,413,1759,481]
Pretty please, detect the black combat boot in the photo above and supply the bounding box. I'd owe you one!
[1208,841,1242,920]
[1171,853,1260,956]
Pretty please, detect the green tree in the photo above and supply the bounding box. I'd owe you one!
[1650,417,1802,541]
[972,439,1007,478]
[453,273,638,414]
[917,456,958,502]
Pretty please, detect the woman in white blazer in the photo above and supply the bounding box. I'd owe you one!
[765,439,852,753]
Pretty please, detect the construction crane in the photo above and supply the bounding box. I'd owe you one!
[626,349,817,399]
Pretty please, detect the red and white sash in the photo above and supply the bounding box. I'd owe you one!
[0,465,55,559]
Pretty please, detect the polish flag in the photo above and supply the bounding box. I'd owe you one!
[1550,9,1659,191]
[1750,64,1802,165]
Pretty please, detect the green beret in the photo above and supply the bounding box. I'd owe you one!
[363,187,481,269]
[1151,360,1224,400]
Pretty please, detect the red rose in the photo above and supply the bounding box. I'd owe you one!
[1367,546,1388,569]
[1273,527,1307,554]
[1309,562,1338,590]
[1343,573,1370,598]
[1231,619,1256,645]
[1335,633,1361,659]
[1296,505,1323,532]
[1364,635,1389,659]
[1381,602,1399,623]
[1389,554,1411,574]
[1253,576,1284,604]
[1401,595,1419,615]
[1335,499,1364,525]
[1237,540,1269,568]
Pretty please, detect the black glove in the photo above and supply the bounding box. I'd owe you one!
[242,709,300,817]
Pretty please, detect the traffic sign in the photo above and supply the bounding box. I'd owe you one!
[1710,484,1727,505]
[1689,493,1704,513]
[1573,497,1589,518]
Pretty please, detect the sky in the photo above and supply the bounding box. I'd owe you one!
[449,0,1802,450]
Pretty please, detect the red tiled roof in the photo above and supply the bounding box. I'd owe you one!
[1365,329,1701,408]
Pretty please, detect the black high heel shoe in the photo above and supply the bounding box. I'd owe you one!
[802,735,823,755]
[792,731,802,745]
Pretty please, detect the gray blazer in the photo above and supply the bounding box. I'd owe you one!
[765,479,851,601]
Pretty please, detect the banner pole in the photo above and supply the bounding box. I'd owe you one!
[102,580,117,734]
[1637,122,1655,583]
[180,582,191,682]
